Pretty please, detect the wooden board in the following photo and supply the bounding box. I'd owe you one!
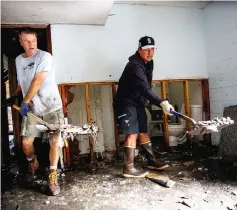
[85,83,94,162]
[161,81,169,146]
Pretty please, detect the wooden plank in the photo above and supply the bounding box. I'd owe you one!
[201,79,210,121]
[8,56,21,148]
[201,79,211,142]
[58,81,117,86]
[183,80,191,131]
[58,78,205,87]
[161,81,169,146]
[1,24,49,29]
[58,85,62,96]
[61,85,68,117]
[59,85,71,168]
[46,25,52,54]
[85,83,94,163]
[111,83,120,159]
[1,54,10,164]
[153,78,206,82]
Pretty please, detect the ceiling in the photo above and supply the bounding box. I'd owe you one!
[1,1,211,25]
[1,1,114,25]
[116,1,211,9]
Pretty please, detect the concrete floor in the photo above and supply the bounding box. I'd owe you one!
[2,142,237,210]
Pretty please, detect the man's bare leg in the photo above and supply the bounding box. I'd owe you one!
[139,133,169,170]
[22,136,39,182]
[47,130,61,196]
[139,133,150,145]
[124,134,137,148]
[49,139,60,167]
[22,136,35,158]
[123,134,149,178]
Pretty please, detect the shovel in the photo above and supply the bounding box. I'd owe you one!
[145,104,234,135]
[171,110,234,135]
[13,104,59,131]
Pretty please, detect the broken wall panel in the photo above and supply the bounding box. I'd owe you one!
[67,85,115,155]
[67,86,90,154]
[100,85,116,151]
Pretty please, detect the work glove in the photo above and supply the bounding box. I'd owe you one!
[160,100,175,116]
[19,102,29,117]
[4,95,18,107]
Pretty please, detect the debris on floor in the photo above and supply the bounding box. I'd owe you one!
[145,173,176,188]
[183,161,194,166]
[1,137,237,210]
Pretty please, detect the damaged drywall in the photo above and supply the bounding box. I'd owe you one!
[66,85,115,155]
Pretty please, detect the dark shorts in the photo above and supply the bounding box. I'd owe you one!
[115,105,148,134]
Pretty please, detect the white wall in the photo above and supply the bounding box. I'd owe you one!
[204,2,237,145]
[51,4,207,83]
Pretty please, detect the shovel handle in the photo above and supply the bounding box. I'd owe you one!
[12,104,51,128]
[171,110,197,125]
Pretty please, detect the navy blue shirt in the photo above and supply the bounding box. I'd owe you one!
[115,51,163,107]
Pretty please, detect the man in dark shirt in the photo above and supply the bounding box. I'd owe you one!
[115,36,174,178]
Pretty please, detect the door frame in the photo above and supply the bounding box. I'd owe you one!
[1,24,53,153]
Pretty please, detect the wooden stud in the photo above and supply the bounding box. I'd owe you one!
[8,57,21,148]
[61,85,68,117]
[60,85,72,168]
[111,83,120,158]
[1,24,49,28]
[85,83,94,163]
[161,81,169,146]
[46,25,52,54]
[1,54,10,164]
[64,138,71,169]
[201,79,210,121]
[183,80,191,133]
[201,79,211,142]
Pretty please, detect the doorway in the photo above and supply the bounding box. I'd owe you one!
[1,25,52,167]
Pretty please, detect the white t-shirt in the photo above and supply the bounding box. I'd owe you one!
[15,49,62,116]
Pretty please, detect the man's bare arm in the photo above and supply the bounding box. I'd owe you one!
[23,71,48,103]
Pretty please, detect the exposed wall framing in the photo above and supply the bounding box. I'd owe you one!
[59,78,209,161]
[85,83,94,162]
[111,83,120,158]
[183,80,191,131]
[160,81,169,146]
[201,79,211,142]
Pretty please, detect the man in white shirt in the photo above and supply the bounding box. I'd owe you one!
[7,27,63,196]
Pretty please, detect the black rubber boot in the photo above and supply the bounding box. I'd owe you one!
[123,147,149,178]
[141,142,169,170]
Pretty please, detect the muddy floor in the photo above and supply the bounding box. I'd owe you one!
[1,139,237,210]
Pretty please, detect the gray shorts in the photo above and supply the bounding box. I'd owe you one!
[21,109,64,138]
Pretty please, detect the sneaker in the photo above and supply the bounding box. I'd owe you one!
[47,170,60,196]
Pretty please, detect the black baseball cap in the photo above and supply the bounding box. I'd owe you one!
[138,36,155,49]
